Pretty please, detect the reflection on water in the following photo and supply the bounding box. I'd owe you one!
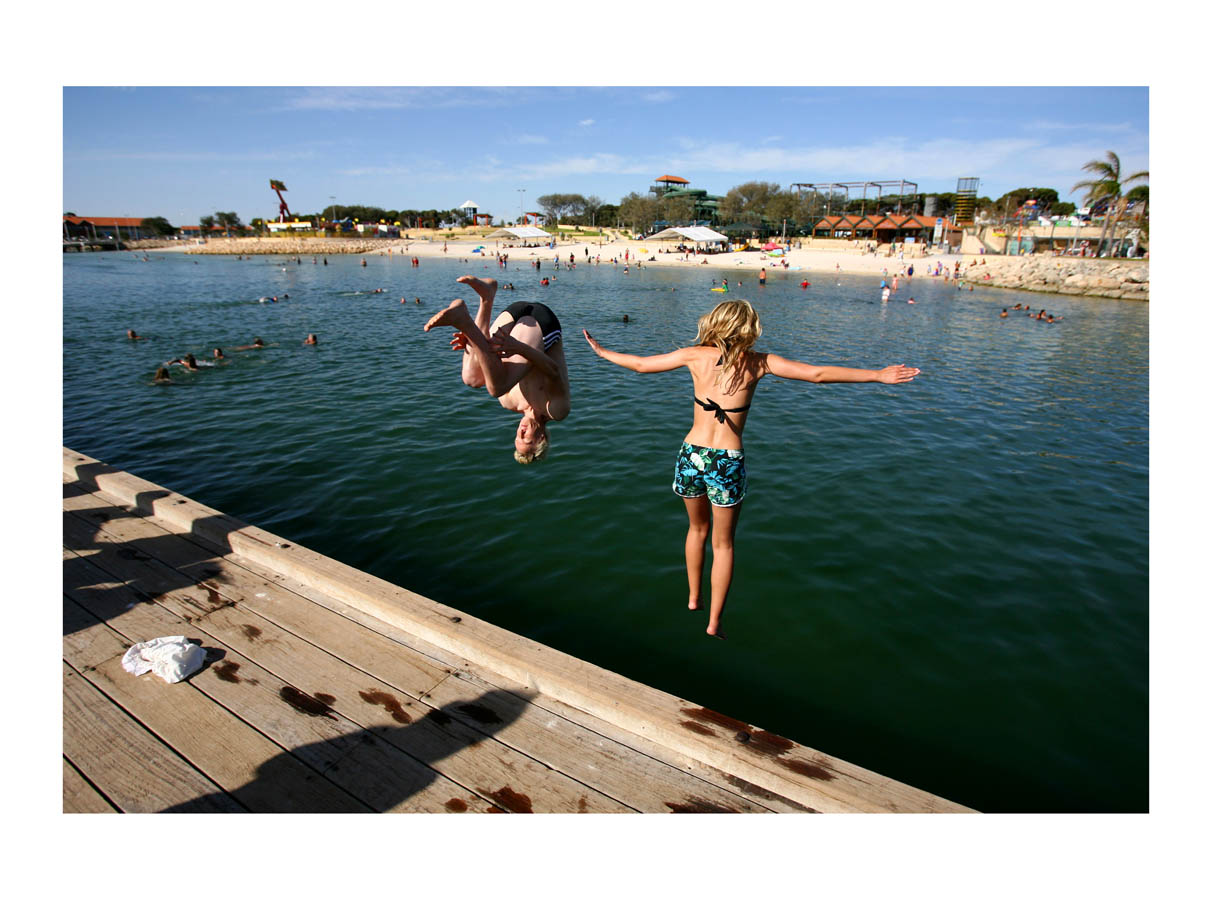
[64,251,1148,811]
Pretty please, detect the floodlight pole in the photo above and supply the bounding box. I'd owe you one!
[518,189,525,225]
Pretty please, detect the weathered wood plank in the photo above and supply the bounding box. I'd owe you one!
[63,757,118,813]
[65,448,972,813]
[235,563,811,812]
[62,663,243,813]
[66,514,628,813]
[64,488,794,811]
[66,499,769,812]
[63,558,494,814]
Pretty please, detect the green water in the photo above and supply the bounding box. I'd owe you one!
[63,250,1148,811]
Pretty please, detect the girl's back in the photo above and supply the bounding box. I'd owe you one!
[684,346,763,451]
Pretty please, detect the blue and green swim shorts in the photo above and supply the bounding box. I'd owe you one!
[672,441,747,507]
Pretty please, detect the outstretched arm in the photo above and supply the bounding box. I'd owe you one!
[762,352,920,384]
[583,329,695,373]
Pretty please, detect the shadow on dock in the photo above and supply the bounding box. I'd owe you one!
[160,689,531,813]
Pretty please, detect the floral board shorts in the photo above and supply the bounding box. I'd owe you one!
[672,442,747,507]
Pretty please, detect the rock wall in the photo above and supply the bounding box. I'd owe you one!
[962,255,1148,300]
[184,236,419,256]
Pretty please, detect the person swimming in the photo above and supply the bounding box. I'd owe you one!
[212,347,225,359]
[233,338,265,351]
[153,367,172,384]
[126,329,145,341]
[304,333,318,345]
[168,353,199,371]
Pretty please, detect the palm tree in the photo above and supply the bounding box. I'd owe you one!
[1072,151,1148,257]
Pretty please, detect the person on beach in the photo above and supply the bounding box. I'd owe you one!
[424,276,570,464]
[582,299,920,639]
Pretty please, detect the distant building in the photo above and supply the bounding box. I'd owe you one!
[63,216,157,240]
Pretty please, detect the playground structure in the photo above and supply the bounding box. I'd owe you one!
[791,180,919,217]
[954,177,980,224]
[269,179,291,222]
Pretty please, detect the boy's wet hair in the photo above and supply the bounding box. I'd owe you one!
[514,434,550,465]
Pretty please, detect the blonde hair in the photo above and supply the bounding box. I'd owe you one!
[694,299,762,390]
[514,434,550,465]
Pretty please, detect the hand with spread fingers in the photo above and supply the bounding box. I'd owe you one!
[878,364,921,384]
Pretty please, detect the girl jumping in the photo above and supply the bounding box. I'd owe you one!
[582,299,919,639]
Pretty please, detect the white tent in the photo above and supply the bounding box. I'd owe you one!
[488,226,550,240]
[646,225,728,244]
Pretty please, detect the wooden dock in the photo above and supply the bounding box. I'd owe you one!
[62,447,973,813]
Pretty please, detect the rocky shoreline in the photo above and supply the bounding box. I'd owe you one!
[960,255,1149,301]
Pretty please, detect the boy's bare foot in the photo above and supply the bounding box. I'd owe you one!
[456,274,497,306]
[423,299,473,332]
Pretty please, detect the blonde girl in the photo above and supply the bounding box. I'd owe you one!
[583,299,919,639]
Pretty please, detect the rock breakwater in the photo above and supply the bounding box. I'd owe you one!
[963,255,1148,300]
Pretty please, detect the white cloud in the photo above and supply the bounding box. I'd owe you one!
[642,90,675,103]
[578,118,595,127]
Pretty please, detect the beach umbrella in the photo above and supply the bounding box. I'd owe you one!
[762,242,780,250]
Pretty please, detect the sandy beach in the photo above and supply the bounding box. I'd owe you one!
[158,232,961,279]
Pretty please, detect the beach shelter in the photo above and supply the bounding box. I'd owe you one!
[646,226,728,245]
[487,225,550,240]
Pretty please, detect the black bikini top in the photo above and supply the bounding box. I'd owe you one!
[695,396,751,423]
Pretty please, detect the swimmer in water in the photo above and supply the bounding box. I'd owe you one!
[1000,309,1009,318]
[415,297,421,305]
[126,329,145,341]
[212,348,225,359]
[153,367,172,384]
[304,333,318,345]
[168,353,199,371]
[583,299,919,639]
[233,338,265,351]
[881,287,891,302]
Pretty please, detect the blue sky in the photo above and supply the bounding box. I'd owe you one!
[62,86,1148,227]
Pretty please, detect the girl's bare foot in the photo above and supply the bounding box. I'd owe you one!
[423,298,472,332]
[688,597,702,611]
[706,627,727,640]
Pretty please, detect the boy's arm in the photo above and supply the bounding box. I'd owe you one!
[762,352,920,384]
[583,330,695,373]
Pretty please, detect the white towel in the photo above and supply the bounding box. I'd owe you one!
[121,636,206,684]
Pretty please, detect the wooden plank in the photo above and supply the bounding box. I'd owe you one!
[235,565,813,812]
[63,757,118,813]
[62,663,243,813]
[66,505,767,812]
[65,447,972,813]
[66,519,628,814]
[63,563,493,814]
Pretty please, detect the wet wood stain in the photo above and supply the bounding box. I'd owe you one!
[681,706,749,732]
[213,661,241,683]
[358,689,413,724]
[488,786,533,813]
[747,730,795,757]
[778,758,836,781]
[722,774,817,812]
[665,798,739,813]
[680,720,715,736]
[279,686,336,719]
[240,624,262,641]
[444,798,468,812]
